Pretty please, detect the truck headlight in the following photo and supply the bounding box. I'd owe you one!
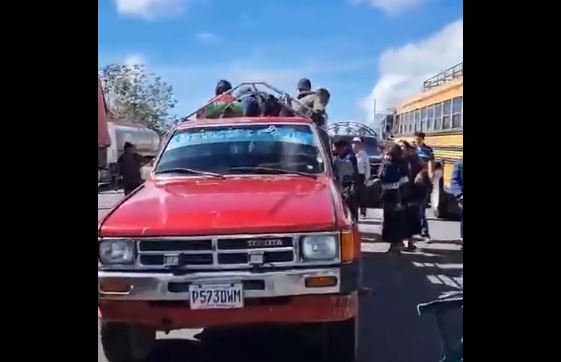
[99,239,135,264]
[301,235,338,261]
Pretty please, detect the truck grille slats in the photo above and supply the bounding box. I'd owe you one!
[139,239,212,252]
[136,235,299,270]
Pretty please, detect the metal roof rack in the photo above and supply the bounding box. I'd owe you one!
[326,120,379,139]
[181,81,317,122]
[423,62,463,91]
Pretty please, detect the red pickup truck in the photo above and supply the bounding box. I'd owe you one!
[98,116,362,362]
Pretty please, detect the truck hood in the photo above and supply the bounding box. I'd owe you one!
[99,176,336,237]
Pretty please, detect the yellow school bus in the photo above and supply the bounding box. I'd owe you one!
[392,62,463,219]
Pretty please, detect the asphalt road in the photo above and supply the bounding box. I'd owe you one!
[98,190,463,362]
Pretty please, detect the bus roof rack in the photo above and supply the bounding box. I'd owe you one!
[423,62,463,91]
[181,81,316,122]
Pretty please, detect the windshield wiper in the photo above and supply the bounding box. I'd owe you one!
[155,167,225,179]
[228,166,317,179]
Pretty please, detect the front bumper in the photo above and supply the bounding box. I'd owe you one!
[98,268,341,301]
[98,267,358,329]
[98,293,358,329]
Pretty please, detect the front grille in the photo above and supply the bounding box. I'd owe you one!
[139,239,212,252]
[135,234,302,270]
[217,237,293,250]
[217,251,294,265]
[180,254,214,265]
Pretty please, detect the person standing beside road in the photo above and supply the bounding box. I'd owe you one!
[379,144,408,254]
[332,139,359,221]
[352,137,371,218]
[400,141,431,250]
[118,142,144,196]
[450,158,463,248]
[414,132,434,241]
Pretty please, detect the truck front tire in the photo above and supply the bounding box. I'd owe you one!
[100,322,155,362]
[322,317,358,362]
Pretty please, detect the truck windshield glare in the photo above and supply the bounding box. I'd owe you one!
[156,124,325,175]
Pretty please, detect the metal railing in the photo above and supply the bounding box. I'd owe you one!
[423,62,463,91]
[326,120,379,139]
[181,81,317,122]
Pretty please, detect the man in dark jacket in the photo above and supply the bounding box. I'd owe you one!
[414,132,434,241]
[118,142,144,195]
[332,139,359,220]
[450,158,463,247]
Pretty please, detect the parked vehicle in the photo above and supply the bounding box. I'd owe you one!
[98,82,362,362]
[391,63,463,219]
[98,77,111,182]
[97,122,161,184]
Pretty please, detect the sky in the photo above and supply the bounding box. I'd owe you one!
[98,0,463,126]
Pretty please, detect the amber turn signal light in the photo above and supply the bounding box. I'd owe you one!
[305,276,338,288]
[340,230,355,263]
[99,279,132,294]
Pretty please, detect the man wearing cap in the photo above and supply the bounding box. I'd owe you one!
[296,78,315,99]
[352,137,371,218]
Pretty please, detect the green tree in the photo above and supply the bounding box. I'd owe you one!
[100,64,177,135]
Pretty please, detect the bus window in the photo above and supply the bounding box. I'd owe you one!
[405,112,410,134]
[415,110,421,132]
[443,100,452,129]
[427,105,434,131]
[421,107,427,131]
[434,103,443,130]
[452,96,462,129]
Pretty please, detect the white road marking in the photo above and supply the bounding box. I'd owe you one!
[361,242,390,253]
[454,276,463,287]
[437,274,461,289]
[436,263,463,270]
[427,275,443,284]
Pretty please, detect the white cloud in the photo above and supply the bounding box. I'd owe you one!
[353,0,426,15]
[123,54,146,66]
[360,19,463,121]
[114,0,189,20]
[195,32,221,44]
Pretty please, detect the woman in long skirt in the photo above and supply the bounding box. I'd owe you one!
[379,144,408,254]
[400,141,426,251]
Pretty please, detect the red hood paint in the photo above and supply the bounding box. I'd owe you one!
[99,176,338,237]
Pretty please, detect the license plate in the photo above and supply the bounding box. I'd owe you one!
[189,282,244,310]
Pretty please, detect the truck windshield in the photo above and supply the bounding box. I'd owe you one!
[155,124,325,175]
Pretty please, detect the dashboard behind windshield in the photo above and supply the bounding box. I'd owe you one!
[156,124,326,175]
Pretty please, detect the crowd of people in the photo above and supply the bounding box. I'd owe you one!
[379,134,432,254]
[378,132,463,254]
